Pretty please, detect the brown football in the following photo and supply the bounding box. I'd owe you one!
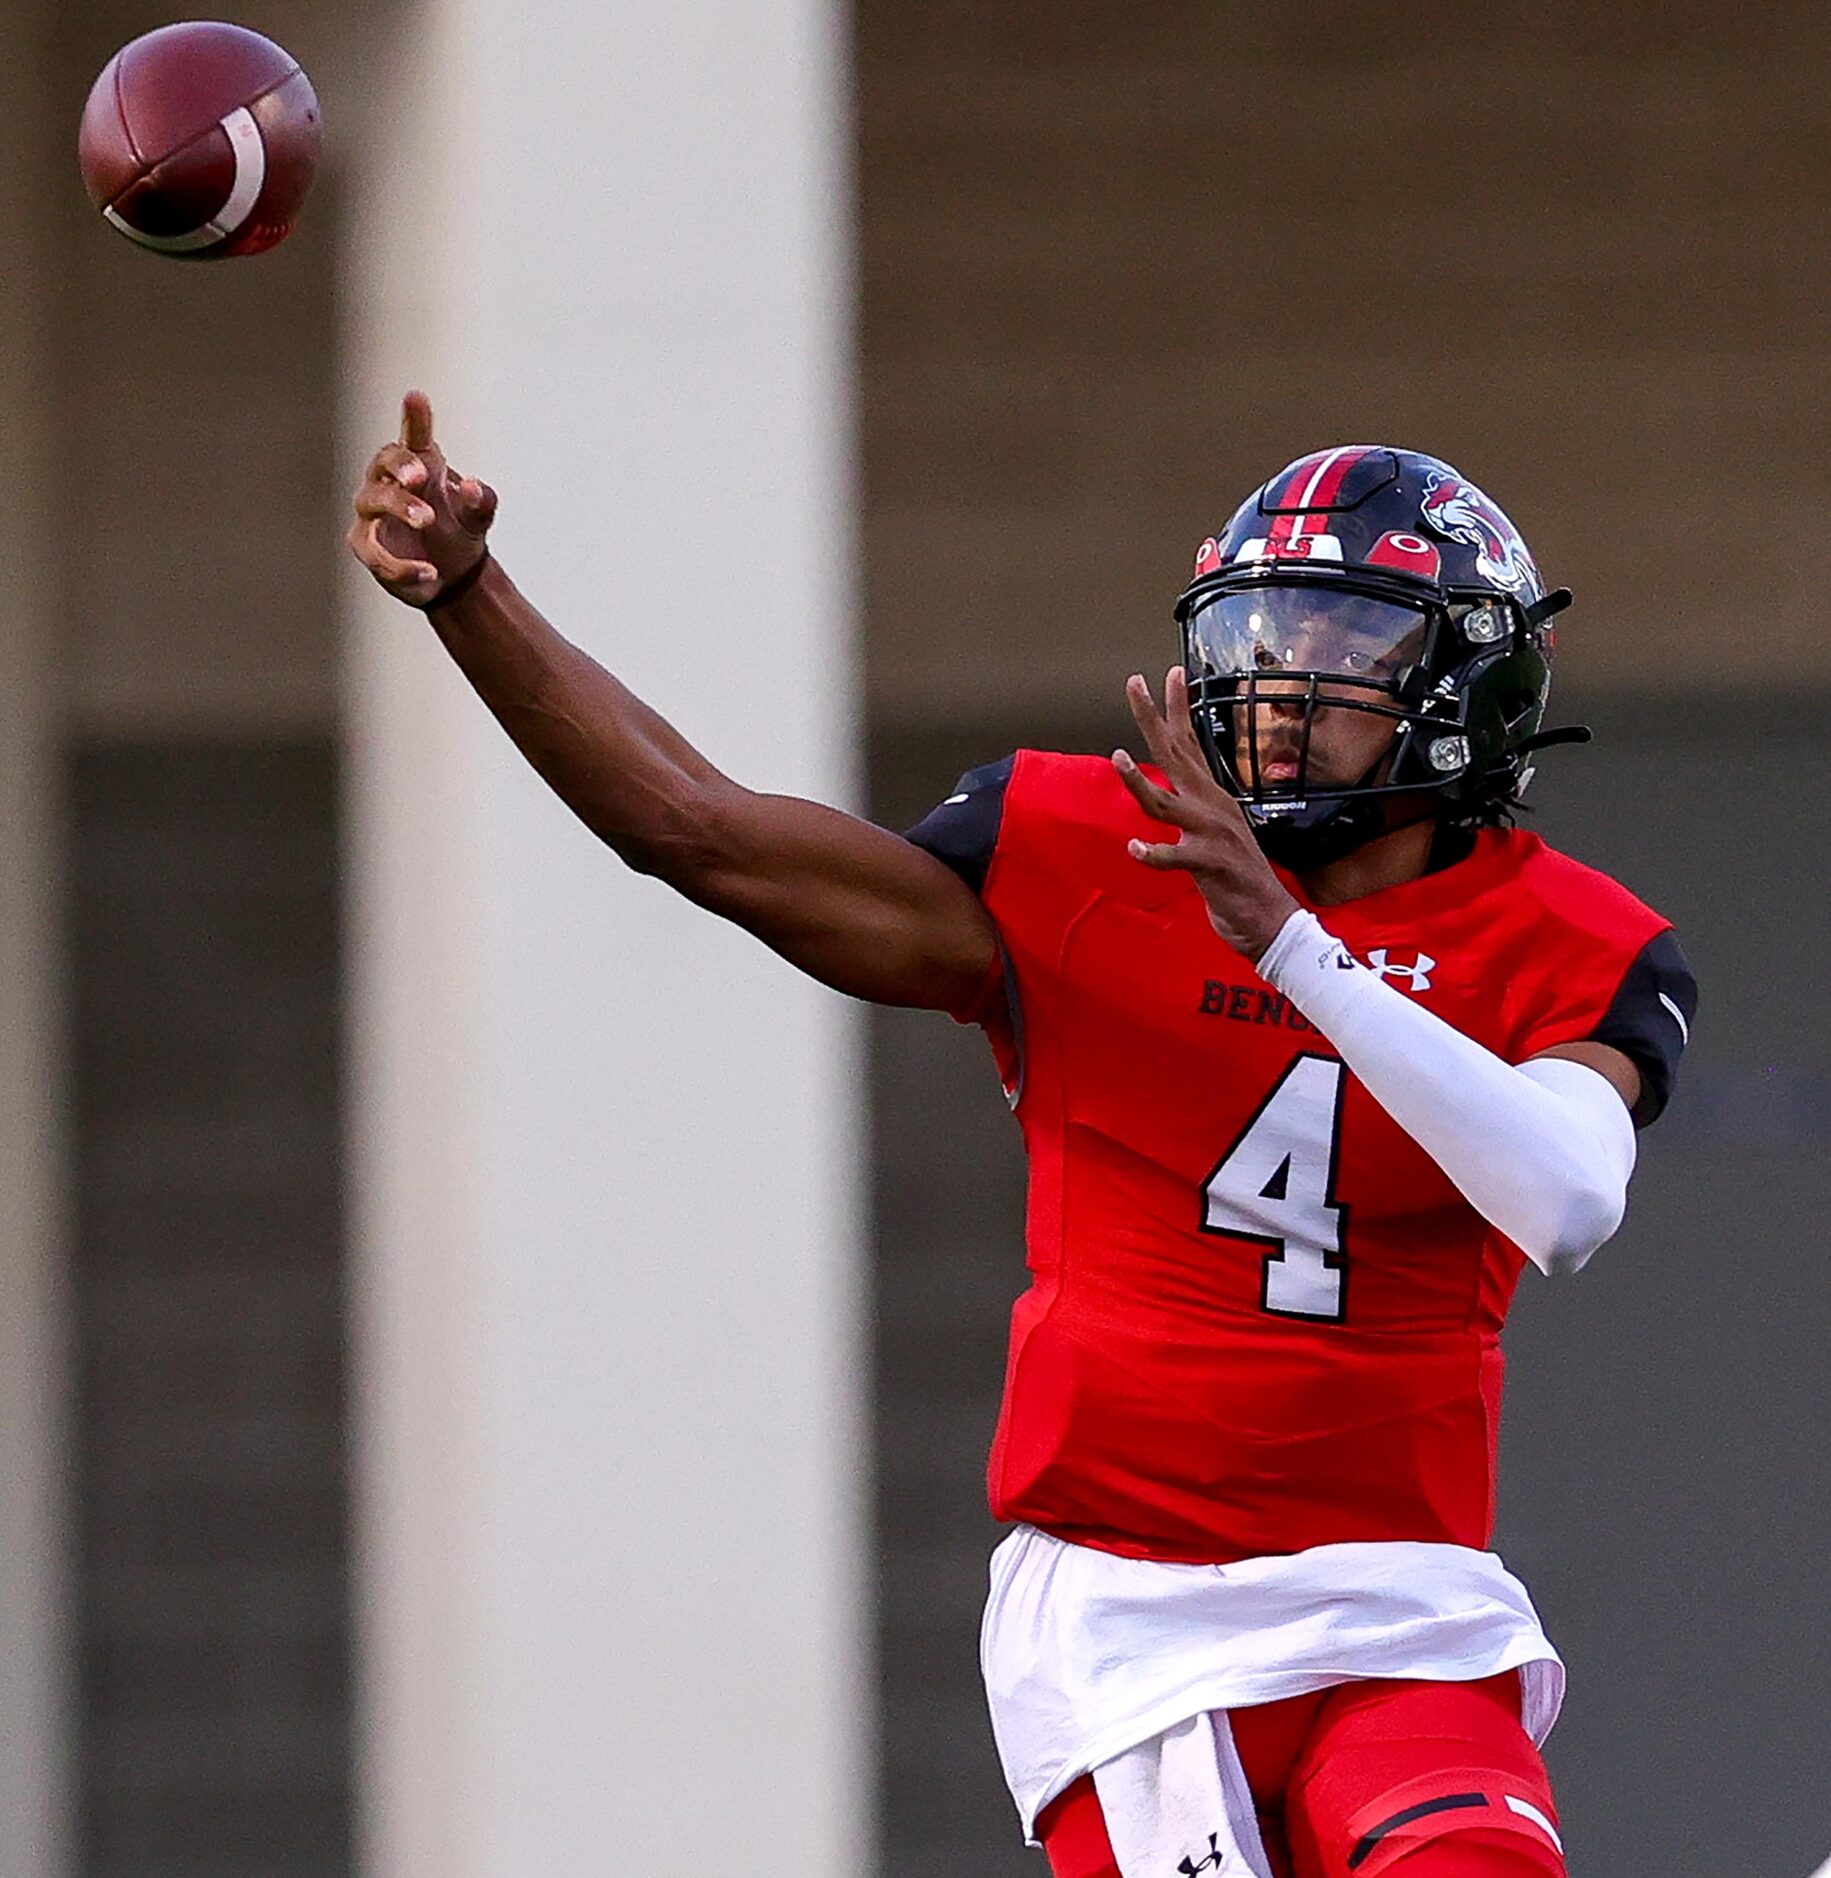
[78,21,322,260]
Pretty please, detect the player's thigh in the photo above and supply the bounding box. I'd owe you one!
[1036,1778,1121,1878]
[1283,1674,1565,1878]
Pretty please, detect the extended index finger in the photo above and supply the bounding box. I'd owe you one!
[401,390,435,453]
[1161,666,1212,783]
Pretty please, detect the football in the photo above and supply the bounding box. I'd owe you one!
[78,21,322,260]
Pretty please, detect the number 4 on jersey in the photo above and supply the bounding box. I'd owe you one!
[1202,1055,1350,1321]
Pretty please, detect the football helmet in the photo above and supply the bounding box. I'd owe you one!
[1175,445,1581,868]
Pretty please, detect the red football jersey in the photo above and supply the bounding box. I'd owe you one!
[907,750,1696,1566]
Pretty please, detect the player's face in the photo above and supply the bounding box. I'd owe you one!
[1187,588,1429,793]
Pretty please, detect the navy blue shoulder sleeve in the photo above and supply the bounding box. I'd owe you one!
[1590,929,1698,1127]
[902,755,1015,896]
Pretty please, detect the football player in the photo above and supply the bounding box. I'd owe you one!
[351,403,1696,1878]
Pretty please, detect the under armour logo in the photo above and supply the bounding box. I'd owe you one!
[1177,1834,1226,1876]
[1366,947,1436,991]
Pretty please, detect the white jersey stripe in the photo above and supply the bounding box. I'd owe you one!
[1657,990,1690,1046]
[1504,1793,1564,1852]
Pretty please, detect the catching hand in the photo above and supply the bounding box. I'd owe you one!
[1112,667,1301,962]
[347,390,498,607]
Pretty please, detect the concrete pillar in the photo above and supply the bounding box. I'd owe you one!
[341,3,868,1874]
[0,0,70,1871]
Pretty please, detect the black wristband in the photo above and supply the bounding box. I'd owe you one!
[423,550,492,612]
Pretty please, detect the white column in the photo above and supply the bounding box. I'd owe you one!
[0,0,69,1869]
[341,3,868,1875]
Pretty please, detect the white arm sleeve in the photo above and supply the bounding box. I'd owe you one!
[1258,909,1636,1276]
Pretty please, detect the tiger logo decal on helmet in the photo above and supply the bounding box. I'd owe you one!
[1418,470,1540,596]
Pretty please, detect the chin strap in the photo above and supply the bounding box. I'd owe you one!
[1248,796,1386,871]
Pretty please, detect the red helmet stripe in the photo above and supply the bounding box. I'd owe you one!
[1267,450,1329,510]
[1265,452,1321,548]
[1277,444,1373,550]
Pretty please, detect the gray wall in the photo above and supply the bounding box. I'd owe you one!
[67,745,350,1878]
[867,704,1831,1878]
[1498,702,1831,1878]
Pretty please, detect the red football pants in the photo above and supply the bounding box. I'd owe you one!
[1036,1673,1564,1878]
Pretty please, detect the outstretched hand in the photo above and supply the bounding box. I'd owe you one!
[1112,667,1300,962]
[347,391,499,607]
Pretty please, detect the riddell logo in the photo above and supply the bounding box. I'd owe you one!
[1366,947,1436,991]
